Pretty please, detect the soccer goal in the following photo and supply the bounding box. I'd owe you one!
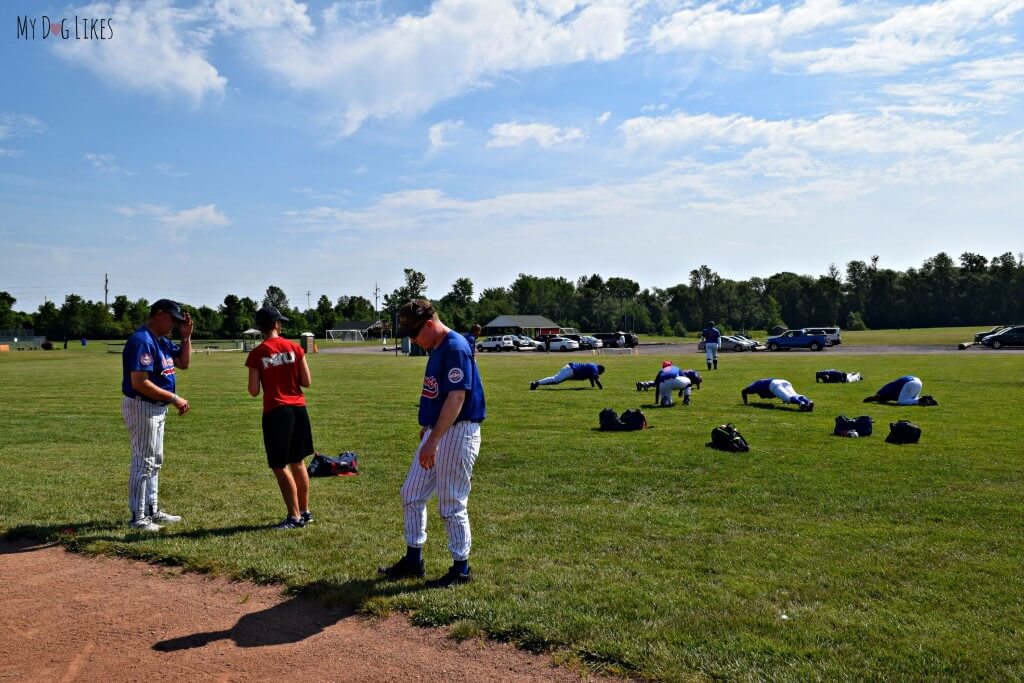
[326,329,366,342]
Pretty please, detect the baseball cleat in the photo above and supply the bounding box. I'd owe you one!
[273,516,304,530]
[300,511,313,525]
[150,509,182,524]
[530,382,538,391]
[636,382,642,392]
[426,566,472,588]
[378,556,426,580]
[129,517,162,532]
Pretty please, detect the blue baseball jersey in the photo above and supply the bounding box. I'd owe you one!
[702,326,721,343]
[569,363,601,379]
[877,375,915,401]
[745,378,777,399]
[681,370,702,384]
[122,325,180,399]
[655,366,683,382]
[419,330,486,427]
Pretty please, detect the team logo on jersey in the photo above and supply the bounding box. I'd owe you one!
[422,376,439,399]
[447,367,464,384]
[139,352,153,367]
[261,351,296,369]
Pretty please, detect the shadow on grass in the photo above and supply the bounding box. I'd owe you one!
[153,577,429,651]
[744,402,807,411]
[2,520,122,550]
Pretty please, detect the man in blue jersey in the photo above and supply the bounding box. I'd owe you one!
[463,324,482,355]
[701,321,721,370]
[650,361,702,407]
[121,299,193,532]
[742,378,814,411]
[863,375,937,406]
[530,362,605,390]
[380,300,486,588]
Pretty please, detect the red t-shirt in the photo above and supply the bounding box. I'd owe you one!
[244,336,307,413]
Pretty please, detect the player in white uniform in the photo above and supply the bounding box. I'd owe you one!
[121,299,192,531]
[379,300,486,588]
[742,378,814,411]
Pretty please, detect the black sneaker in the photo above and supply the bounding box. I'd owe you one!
[274,516,303,530]
[426,566,472,588]
[300,511,313,525]
[636,382,642,392]
[378,556,426,580]
[530,382,538,391]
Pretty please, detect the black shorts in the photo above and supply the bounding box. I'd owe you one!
[262,405,314,469]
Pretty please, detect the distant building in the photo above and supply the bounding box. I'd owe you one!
[482,315,560,337]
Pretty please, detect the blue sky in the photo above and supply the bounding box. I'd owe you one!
[2,0,1023,312]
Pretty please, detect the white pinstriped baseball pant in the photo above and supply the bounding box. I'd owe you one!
[123,396,166,522]
[537,365,575,385]
[897,377,923,405]
[657,376,691,406]
[401,421,480,561]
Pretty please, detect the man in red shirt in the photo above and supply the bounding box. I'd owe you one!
[245,306,315,530]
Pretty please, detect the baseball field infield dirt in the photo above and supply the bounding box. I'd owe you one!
[0,539,605,682]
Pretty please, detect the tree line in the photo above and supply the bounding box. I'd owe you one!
[1,251,1021,340]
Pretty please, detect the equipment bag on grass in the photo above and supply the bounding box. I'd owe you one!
[598,408,647,431]
[834,415,874,437]
[885,420,921,445]
[708,423,750,452]
[307,451,359,476]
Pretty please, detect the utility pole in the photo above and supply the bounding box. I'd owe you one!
[373,283,380,320]
[104,273,109,308]
[306,290,311,310]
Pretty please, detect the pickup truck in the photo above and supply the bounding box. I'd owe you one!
[765,329,828,352]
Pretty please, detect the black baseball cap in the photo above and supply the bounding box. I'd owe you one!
[150,299,186,322]
[255,305,289,327]
[396,299,435,338]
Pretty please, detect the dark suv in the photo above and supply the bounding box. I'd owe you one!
[980,325,1024,349]
[593,331,639,348]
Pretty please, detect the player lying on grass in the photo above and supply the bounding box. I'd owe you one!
[863,375,937,406]
[530,362,604,390]
[815,369,863,383]
[742,378,814,412]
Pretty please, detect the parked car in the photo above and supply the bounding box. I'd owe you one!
[981,325,1024,349]
[512,334,540,350]
[733,334,763,349]
[699,335,759,352]
[805,326,842,345]
[477,335,516,352]
[592,332,639,348]
[765,329,828,351]
[975,325,1011,343]
[564,334,603,350]
[546,336,580,352]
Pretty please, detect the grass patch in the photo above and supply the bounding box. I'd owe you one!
[2,335,1023,680]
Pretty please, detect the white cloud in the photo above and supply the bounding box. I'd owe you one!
[155,163,189,177]
[117,203,229,232]
[0,114,44,140]
[55,1,226,105]
[650,0,856,54]
[85,152,135,174]
[487,121,586,148]
[245,0,636,135]
[212,0,313,33]
[597,111,612,125]
[428,119,465,152]
[775,0,1024,74]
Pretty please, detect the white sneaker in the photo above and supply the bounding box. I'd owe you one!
[150,510,182,524]
[130,517,162,532]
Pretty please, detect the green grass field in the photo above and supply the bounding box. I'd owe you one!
[2,330,1023,680]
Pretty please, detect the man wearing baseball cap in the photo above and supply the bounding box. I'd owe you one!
[379,299,486,587]
[121,298,193,532]
[245,305,317,530]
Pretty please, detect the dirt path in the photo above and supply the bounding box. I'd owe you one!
[0,540,602,682]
